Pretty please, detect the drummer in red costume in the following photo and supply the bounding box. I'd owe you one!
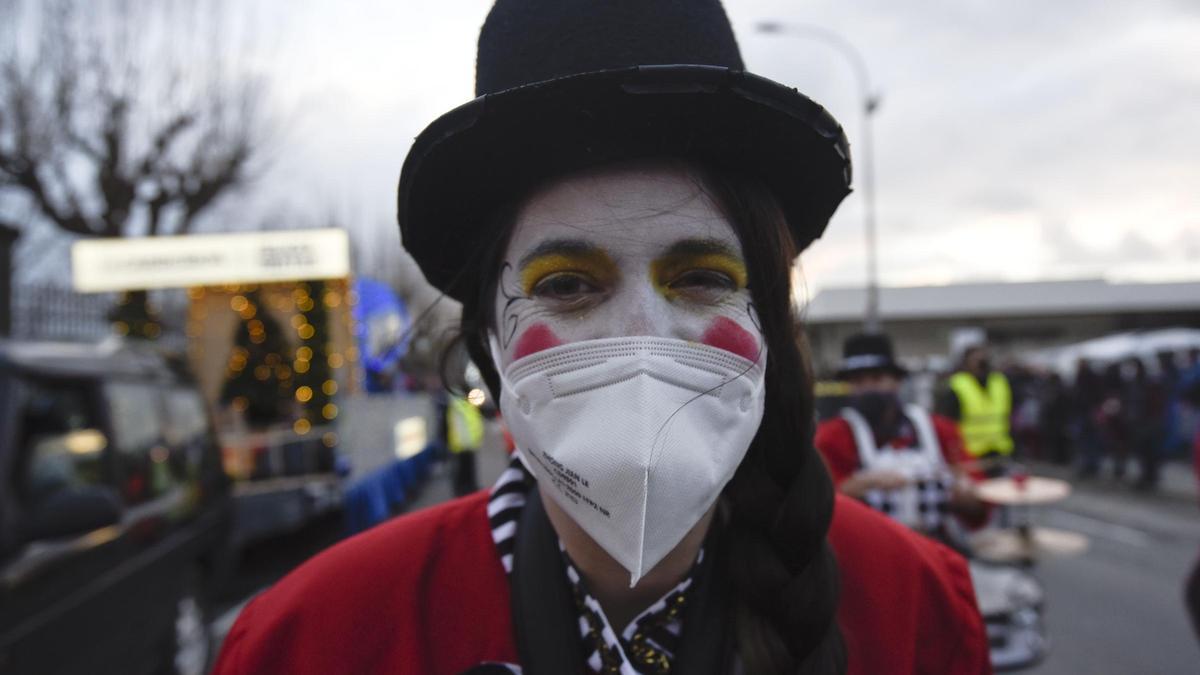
[816,333,989,546]
[214,2,990,674]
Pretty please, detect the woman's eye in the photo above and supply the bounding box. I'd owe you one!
[668,270,738,293]
[531,273,601,300]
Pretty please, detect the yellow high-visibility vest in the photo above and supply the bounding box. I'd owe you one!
[948,371,1014,457]
[447,397,485,454]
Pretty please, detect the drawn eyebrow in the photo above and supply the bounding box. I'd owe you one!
[658,238,741,260]
[517,238,599,270]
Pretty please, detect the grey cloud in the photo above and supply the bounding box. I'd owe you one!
[1042,219,1169,266]
[1174,228,1200,259]
[958,189,1040,214]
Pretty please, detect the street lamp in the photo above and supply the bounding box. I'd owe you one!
[756,21,883,332]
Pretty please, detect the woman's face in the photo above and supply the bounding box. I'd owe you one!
[490,161,764,370]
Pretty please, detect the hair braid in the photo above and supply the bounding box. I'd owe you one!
[704,169,847,674]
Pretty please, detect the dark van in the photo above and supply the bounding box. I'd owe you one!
[0,340,232,675]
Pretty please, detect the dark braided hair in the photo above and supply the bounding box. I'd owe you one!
[702,169,846,674]
[457,162,845,674]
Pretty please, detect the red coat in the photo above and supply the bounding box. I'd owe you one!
[214,492,990,674]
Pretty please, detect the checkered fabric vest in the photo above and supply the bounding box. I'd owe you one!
[840,405,951,534]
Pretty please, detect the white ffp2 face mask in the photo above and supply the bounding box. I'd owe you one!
[492,336,767,586]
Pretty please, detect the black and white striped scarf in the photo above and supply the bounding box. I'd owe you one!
[487,452,695,675]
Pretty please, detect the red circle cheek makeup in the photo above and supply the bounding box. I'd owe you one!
[700,316,759,361]
[511,322,564,360]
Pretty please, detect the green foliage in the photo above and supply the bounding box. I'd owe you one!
[219,290,292,428]
[107,290,161,340]
[291,281,334,428]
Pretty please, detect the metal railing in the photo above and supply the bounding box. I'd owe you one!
[10,284,187,347]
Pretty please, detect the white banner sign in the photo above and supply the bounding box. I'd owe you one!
[71,229,351,292]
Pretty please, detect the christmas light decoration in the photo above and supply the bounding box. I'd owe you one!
[219,289,292,428]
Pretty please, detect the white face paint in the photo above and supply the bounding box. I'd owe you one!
[488,161,771,585]
[491,161,763,369]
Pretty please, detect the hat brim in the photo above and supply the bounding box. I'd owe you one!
[397,65,852,301]
[835,364,908,381]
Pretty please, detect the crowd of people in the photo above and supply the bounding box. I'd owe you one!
[996,347,1200,491]
[821,336,1200,499]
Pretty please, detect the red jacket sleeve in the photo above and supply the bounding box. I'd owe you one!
[814,418,862,486]
[932,415,982,480]
[211,491,518,675]
[831,496,992,675]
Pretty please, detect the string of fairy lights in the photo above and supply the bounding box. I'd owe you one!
[186,280,358,444]
[111,291,163,339]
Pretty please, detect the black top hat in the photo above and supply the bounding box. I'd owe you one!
[397,0,852,301]
[836,333,908,380]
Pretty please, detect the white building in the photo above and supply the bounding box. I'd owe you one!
[802,279,1200,376]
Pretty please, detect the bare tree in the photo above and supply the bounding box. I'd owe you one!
[0,0,268,244]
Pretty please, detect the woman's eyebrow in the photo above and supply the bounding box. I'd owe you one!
[658,238,741,260]
[517,238,598,269]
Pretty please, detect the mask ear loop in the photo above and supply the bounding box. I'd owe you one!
[487,332,500,368]
[648,339,767,464]
[629,338,765,586]
[486,332,509,384]
[643,339,767,486]
[489,331,542,480]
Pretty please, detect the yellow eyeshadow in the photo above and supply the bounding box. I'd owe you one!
[650,252,748,297]
[520,250,617,295]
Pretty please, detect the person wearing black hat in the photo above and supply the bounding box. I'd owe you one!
[213,2,989,674]
[815,333,988,543]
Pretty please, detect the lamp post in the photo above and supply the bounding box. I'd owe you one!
[756,21,883,332]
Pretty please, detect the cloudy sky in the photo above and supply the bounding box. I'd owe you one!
[22,0,1198,298]
[247,0,1199,297]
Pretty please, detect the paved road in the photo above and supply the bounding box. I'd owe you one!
[1026,482,1200,674]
